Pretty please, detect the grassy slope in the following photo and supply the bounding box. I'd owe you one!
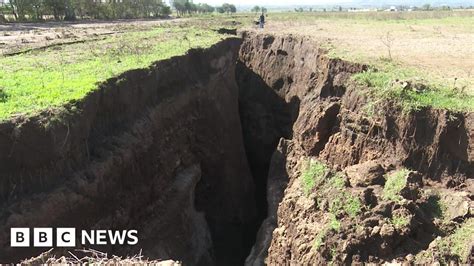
[0,26,223,121]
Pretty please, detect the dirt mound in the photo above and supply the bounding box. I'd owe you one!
[238,32,473,265]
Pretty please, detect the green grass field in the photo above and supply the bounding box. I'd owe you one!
[0,26,223,121]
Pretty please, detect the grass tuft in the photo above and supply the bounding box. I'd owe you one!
[313,228,328,250]
[383,168,410,202]
[445,218,474,263]
[391,212,410,229]
[329,214,341,231]
[416,218,474,264]
[344,195,363,218]
[301,159,327,196]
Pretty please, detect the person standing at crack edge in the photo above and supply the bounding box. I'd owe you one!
[259,12,265,29]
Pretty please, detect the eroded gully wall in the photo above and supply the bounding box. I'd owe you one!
[237,32,473,265]
[0,38,255,265]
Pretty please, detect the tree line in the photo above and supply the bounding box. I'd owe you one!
[0,0,238,22]
[1,0,171,21]
[250,5,267,14]
[173,1,236,16]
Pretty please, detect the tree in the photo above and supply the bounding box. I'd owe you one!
[220,3,235,14]
[251,5,260,14]
[173,0,187,16]
[30,0,45,20]
[156,2,171,16]
[43,0,66,20]
[64,0,76,20]
[229,4,236,13]
[197,3,214,14]
[221,3,230,14]
[9,0,35,20]
[422,4,431,10]
[5,0,173,21]
[261,7,267,13]
[216,6,224,13]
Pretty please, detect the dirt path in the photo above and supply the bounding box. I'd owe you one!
[0,18,188,55]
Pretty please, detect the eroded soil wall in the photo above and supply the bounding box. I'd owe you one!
[0,38,256,265]
[238,32,473,265]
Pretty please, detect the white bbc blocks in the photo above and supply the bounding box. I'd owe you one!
[56,228,76,247]
[33,228,53,247]
[10,228,137,247]
[10,228,29,247]
[10,228,76,247]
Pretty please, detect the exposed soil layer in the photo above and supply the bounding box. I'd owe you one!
[239,32,473,265]
[0,32,473,265]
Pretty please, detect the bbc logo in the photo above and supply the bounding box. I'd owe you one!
[11,228,76,247]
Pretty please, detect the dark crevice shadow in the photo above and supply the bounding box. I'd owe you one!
[235,60,300,263]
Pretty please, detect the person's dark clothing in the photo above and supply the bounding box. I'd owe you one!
[259,14,265,28]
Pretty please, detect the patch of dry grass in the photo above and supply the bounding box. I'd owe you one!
[255,11,474,94]
[22,248,181,265]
